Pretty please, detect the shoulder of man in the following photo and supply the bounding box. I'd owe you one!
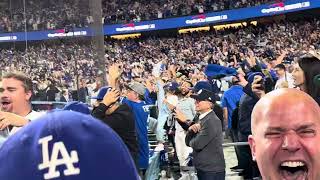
[27,111,46,121]
[203,111,220,124]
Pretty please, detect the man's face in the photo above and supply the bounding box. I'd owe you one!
[195,100,211,113]
[126,89,138,101]
[274,67,285,77]
[180,82,191,95]
[249,101,320,180]
[0,78,32,113]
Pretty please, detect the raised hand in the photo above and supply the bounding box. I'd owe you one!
[102,88,120,107]
[251,75,266,99]
[108,64,121,80]
[0,111,29,130]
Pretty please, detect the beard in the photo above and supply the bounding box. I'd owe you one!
[180,90,190,96]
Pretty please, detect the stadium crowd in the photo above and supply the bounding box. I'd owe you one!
[0,17,319,102]
[0,13,320,179]
[1,0,276,32]
[0,42,99,102]
[103,0,274,24]
[0,0,92,32]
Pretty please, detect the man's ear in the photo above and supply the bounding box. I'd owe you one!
[248,135,257,161]
[25,90,32,101]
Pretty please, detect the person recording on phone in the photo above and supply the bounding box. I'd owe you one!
[237,73,262,179]
[251,52,320,106]
[91,86,139,169]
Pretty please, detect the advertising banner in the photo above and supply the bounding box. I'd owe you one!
[104,0,319,35]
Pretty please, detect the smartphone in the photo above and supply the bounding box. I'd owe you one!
[254,75,265,90]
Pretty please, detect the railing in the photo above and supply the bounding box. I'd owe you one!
[31,101,67,111]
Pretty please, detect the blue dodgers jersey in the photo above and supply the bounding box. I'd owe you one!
[221,85,244,129]
[122,98,150,169]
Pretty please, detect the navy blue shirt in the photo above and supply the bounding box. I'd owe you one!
[238,94,258,135]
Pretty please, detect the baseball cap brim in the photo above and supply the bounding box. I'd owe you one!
[190,94,207,101]
[190,94,215,103]
[124,83,133,91]
[124,83,145,96]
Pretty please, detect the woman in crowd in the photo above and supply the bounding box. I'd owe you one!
[292,53,320,105]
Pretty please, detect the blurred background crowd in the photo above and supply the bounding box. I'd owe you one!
[1,17,319,102]
[1,0,276,32]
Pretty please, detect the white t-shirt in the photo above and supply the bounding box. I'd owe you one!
[275,72,295,89]
[9,111,45,136]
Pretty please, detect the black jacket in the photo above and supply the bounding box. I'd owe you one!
[60,96,67,102]
[238,94,258,135]
[92,103,139,165]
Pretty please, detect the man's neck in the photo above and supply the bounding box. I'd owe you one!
[131,98,142,103]
[199,109,212,115]
[15,106,32,117]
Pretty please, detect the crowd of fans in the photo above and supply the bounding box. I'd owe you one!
[106,18,320,78]
[0,0,92,33]
[0,41,99,101]
[1,0,276,32]
[0,6,320,178]
[103,0,274,24]
[0,17,319,103]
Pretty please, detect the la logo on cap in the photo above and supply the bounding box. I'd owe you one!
[38,135,80,179]
[197,89,203,95]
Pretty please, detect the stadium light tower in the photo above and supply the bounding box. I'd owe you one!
[89,0,107,86]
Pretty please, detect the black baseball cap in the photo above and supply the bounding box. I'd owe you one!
[191,89,216,103]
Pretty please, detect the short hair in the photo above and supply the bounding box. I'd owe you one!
[2,72,33,92]
[184,80,193,87]
[274,63,286,70]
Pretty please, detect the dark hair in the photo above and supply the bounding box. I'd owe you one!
[298,56,320,100]
[274,63,286,70]
[2,72,33,93]
[231,76,240,85]
[185,80,193,87]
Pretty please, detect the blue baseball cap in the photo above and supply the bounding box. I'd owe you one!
[164,81,179,92]
[0,111,139,180]
[247,72,264,84]
[192,81,213,92]
[63,101,90,114]
[91,86,111,100]
[191,89,216,103]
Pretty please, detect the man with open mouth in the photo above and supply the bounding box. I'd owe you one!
[0,72,43,138]
[248,89,320,180]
